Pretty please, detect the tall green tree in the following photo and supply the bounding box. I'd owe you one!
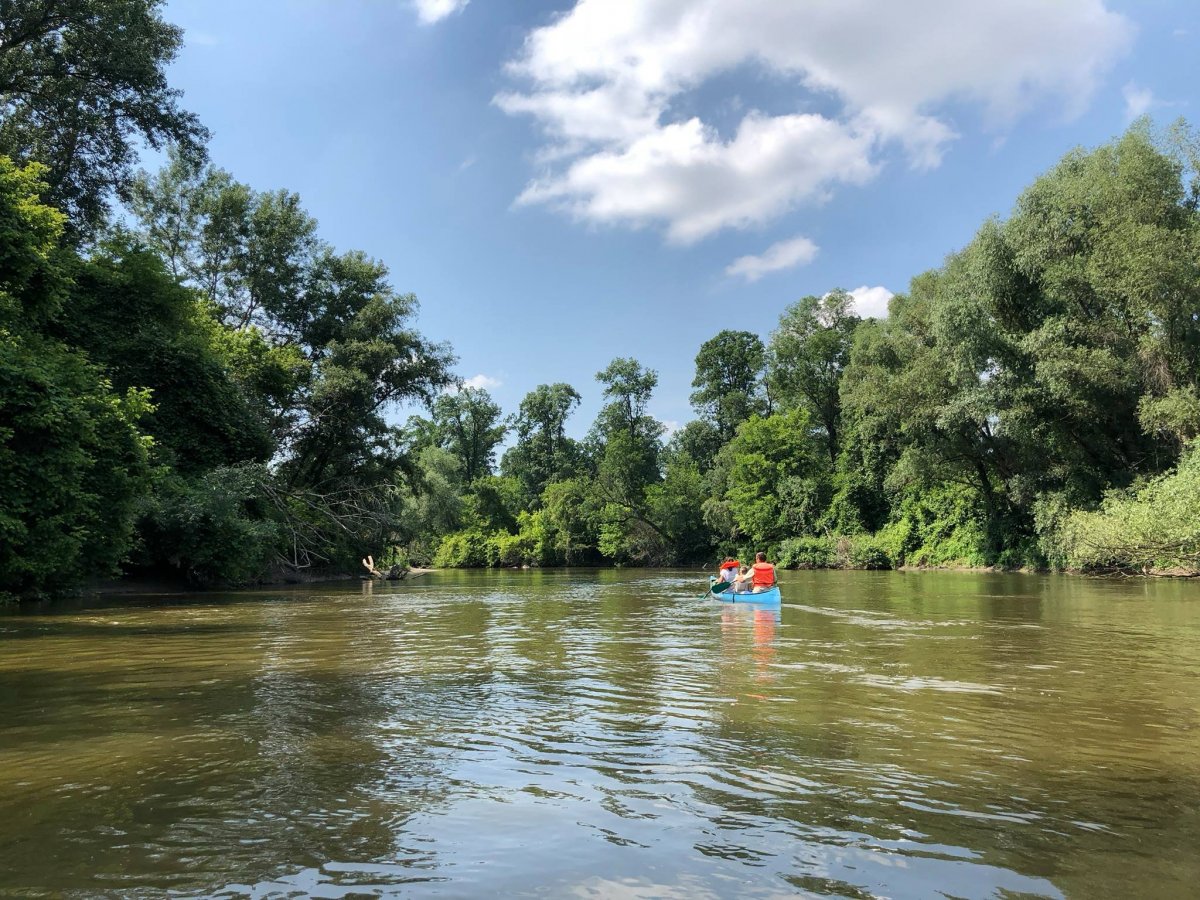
[591,358,668,561]
[0,158,151,598]
[708,409,825,548]
[594,357,663,503]
[279,250,454,489]
[129,153,320,334]
[54,239,288,473]
[690,330,768,431]
[0,0,207,233]
[429,386,508,484]
[768,289,860,462]
[501,382,583,506]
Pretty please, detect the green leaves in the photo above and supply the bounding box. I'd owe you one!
[0,0,208,235]
[768,290,860,462]
[690,330,768,431]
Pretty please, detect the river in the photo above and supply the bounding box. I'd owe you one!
[1,570,1198,898]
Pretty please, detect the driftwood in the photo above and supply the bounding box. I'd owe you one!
[362,555,407,580]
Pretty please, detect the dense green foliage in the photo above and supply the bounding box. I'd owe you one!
[0,159,151,599]
[422,122,1200,576]
[0,0,208,235]
[2,1,1198,599]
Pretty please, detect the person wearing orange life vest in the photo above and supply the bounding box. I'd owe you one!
[717,557,740,584]
[749,551,777,593]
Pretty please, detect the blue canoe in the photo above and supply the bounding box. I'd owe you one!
[708,577,781,605]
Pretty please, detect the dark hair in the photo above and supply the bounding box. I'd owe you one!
[755,551,766,562]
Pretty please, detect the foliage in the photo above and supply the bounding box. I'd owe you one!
[12,44,1200,595]
[875,485,992,569]
[777,536,837,569]
[715,409,826,548]
[55,240,281,472]
[433,528,492,569]
[768,289,860,462]
[0,157,151,598]
[690,330,768,431]
[501,382,583,506]
[1055,445,1200,573]
[428,387,508,484]
[137,465,281,586]
[0,329,152,597]
[0,0,208,234]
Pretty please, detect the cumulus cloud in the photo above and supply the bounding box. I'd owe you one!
[462,374,502,390]
[847,285,894,319]
[413,0,468,25]
[498,0,1132,241]
[1122,82,1157,120]
[726,235,819,282]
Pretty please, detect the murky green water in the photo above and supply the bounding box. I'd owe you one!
[2,570,1199,898]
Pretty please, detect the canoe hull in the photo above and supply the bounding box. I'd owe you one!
[708,582,781,605]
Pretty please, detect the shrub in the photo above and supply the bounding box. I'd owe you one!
[138,465,281,586]
[433,529,491,568]
[844,534,893,569]
[1056,445,1200,573]
[778,536,837,568]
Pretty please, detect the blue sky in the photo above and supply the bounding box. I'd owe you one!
[162,0,1200,438]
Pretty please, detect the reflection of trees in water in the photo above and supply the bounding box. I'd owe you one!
[6,574,1200,898]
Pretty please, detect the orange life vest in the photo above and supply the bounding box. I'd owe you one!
[751,562,775,587]
[720,559,740,572]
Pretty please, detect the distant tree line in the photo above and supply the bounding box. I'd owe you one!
[3,1,1200,601]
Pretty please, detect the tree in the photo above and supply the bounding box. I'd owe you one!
[592,358,667,560]
[130,156,455,490]
[690,330,768,431]
[501,382,583,506]
[129,153,320,334]
[0,158,151,598]
[593,357,663,500]
[665,418,724,473]
[707,409,826,549]
[768,289,860,462]
[0,0,208,233]
[280,251,455,489]
[429,386,508,484]
[54,239,285,473]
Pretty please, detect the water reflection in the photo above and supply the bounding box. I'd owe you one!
[0,570,1198,898]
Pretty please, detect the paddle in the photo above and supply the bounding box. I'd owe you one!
[702,574,735,600]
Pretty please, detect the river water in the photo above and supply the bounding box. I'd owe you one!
[1,570,1198,898]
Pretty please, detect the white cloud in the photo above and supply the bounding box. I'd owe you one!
[847,285,894,319]
[661,419,682,437]
[498,0,1132,241]
[462,374,502,390]
[188,30,219,47]
[1122,82,1157,120]
[413,0,468,25]
[725,235,819,282]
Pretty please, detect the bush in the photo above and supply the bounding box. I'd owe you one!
[1056,445,1200,573]
[879,485,990,568]
[433,529,491,568]
[844,534,893,569]
[0,332,152,598]
[138,465,281,586]
[778,536,837,568]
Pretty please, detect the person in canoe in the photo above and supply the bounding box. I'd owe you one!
[717,557,740,585]
[749,552,776,593]
[732,564,753,593]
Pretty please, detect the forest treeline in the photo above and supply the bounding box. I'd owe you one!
[4,2,1200,601]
